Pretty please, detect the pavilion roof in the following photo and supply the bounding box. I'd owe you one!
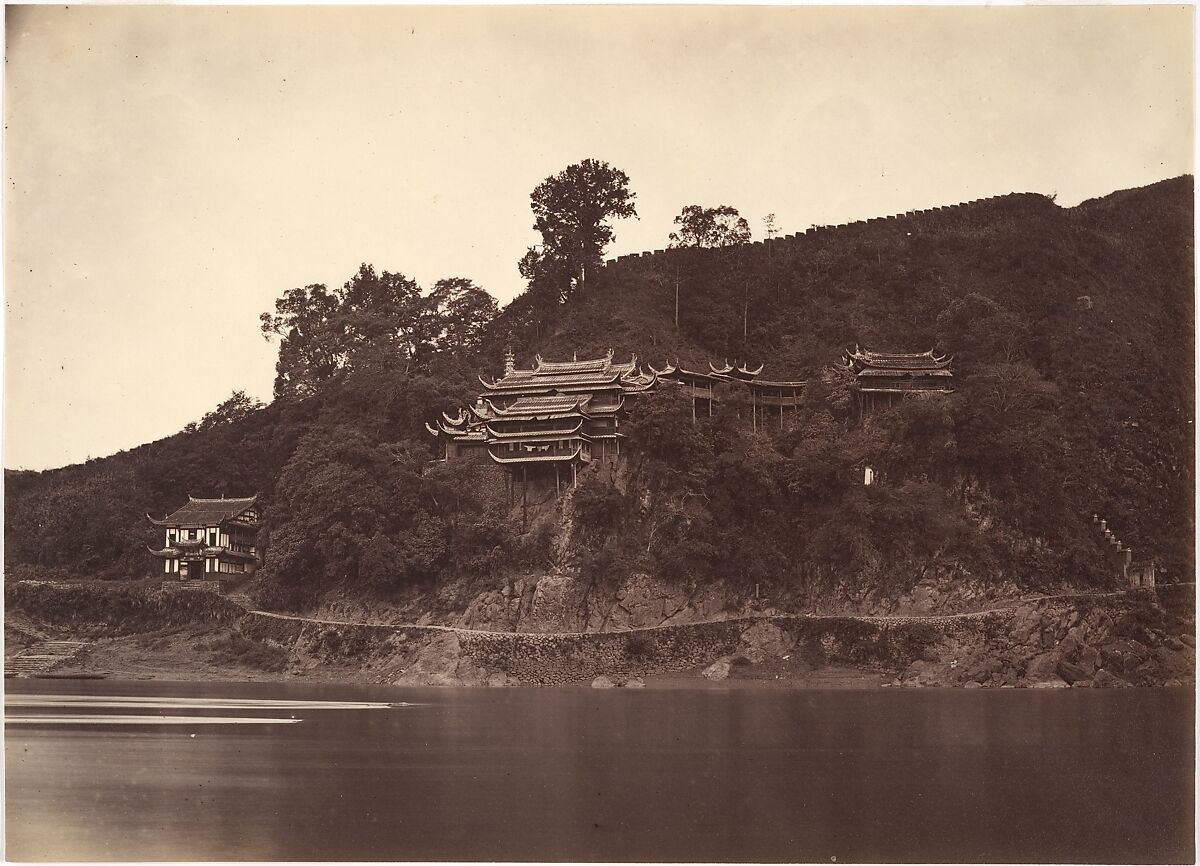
[479,350,649,392]
[844,346,953,372]
[487,394,591,417]
[857,367,953,378]
[149,495,258,528]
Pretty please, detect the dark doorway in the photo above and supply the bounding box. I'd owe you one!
[186,561,204,580]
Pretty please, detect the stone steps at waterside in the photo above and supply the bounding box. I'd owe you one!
[6,641,87,676]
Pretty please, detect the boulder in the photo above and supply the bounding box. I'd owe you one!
[1058,634,1081,659]
[1077,645,1100,674]
[1025,652,1061,683]
[486,672,509,687]
[591,675,617,689]
[1056,659,1092,685]
[702,659,731,681]
[1086,609,1114,632]
[966,656,1003,684]
[1071,679,1094,688]
[1059,625,1089,660]
[624,678,646,689]
[1093,668,1130,689]
[963,681,983,689]
[739,621,793,663]
[1031,677,1069,688]
[1163,636,1185,652]
[1180,634,1196,649]
[394,632,463,686]
[1011,606,1043,646]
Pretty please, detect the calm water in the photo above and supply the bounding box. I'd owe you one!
[4,679,1194,863]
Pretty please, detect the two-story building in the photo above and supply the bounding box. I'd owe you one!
[147,495,261,580]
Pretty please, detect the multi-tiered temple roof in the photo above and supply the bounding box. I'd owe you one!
[842,346,954,420]
[429,350,657,467]
[841,346,954,393]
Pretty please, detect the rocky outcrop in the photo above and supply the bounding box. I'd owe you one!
[895,591,1195,689]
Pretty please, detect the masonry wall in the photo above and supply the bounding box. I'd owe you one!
[600,192,1057,278]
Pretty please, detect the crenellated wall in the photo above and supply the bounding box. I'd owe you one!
[600,192,1056,274]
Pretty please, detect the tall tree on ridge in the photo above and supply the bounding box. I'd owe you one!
[526,159,638,302]
[668,205,752,249]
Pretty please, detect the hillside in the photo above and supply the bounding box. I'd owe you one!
[5,176,1193,623]
[487,177,1194,578]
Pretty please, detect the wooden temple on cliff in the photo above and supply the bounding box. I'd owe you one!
[427,350,658,485]
[427,350,809,481]
[147,495,261,580]
[842,346,954,420]
[428,346,953,482]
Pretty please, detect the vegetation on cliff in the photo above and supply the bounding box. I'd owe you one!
[4,169,1192,613]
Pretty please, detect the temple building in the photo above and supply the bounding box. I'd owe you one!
[147,495,261,580]
[649,360,805,430]
[428,350,658,485]
[841,346,954,420]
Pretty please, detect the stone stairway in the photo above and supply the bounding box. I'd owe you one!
[6,640,87,677]
[1092,514,1158,588]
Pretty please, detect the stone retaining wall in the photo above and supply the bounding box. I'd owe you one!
[239,609,1007,686]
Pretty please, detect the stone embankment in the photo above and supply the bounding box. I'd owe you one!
[238,587,1195,689]
[7,579,1193,688]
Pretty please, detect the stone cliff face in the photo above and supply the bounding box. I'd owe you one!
[316,564,1042,636]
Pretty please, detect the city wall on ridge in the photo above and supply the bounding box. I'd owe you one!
[600,192,1056,275]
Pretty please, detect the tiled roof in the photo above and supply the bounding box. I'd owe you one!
[487,395,591,416]
[858,367,953,378]
[157,496,258,527]
[750,379,807,390]
[483,372,624,389]
[857,357,951,371]
[534,351,614,374]
[846,347,952,372]
[486,419,585,438]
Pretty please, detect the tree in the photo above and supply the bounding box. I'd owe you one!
[527,159,637,298]
[668,205,752,249]
[260,283,347,397]
[935,293,1031,366]
[426,278,498,354]
[184,390,265,434]
[337,264,429,365]
[261,264,432,397]
[258,426,446,604]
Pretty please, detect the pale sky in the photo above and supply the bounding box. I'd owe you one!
[4,5,1193,470]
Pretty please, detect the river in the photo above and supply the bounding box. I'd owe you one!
[4,679,1193,862]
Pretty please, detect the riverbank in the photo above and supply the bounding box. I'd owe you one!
[7,580,1194,689]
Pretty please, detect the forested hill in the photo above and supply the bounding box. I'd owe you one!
[486,175,1194,574]
[5,175,1193,600]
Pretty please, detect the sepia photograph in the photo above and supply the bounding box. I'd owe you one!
[3,4,1195,862]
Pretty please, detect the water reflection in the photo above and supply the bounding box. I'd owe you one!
[5,680,1194,862]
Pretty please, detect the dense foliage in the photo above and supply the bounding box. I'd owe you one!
[668,204,752,248]
[5,174,1192,608]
